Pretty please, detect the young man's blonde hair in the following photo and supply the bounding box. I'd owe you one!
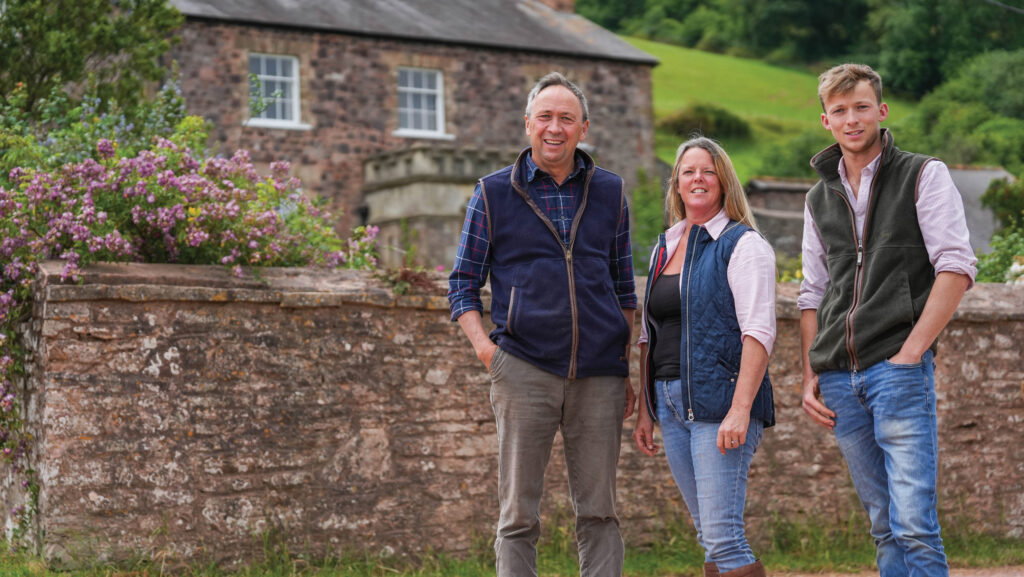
[817,63,883,111]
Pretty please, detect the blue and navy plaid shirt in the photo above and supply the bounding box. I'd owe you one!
[448,153,637,320]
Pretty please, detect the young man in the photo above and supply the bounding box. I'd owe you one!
[447,72,636,577]
[799,63,977,577]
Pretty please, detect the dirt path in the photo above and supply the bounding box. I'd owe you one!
[775,567,1024,577]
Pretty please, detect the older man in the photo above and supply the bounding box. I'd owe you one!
[448,72,637,577]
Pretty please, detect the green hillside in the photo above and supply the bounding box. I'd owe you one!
[626,37,917,181]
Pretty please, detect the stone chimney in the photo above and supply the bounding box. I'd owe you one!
[536,0,575,12]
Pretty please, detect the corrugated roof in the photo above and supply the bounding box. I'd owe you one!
[169,0,658,65]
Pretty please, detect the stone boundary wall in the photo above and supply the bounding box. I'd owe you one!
[4,263,1022,566]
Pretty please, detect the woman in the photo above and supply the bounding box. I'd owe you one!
[633,136,776,577]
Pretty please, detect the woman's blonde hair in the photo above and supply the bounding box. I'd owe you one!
[666,136,757,230]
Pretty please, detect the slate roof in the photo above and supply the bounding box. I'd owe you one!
[170,0,658,65]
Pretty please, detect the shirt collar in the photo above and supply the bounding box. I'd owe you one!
[525,151,586,184]
[664,208,731,243]
[837,150,882,185]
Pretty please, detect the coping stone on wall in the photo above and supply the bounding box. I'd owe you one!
[34,261,451,311]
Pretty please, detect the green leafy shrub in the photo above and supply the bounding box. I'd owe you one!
[977,174,1024,283]
[657,102,751,140]
[374,266,438,296]
[777,253,803,283]
[977,225,1024,283]
[897,50,1024,174]
[975,116,1024,176]
[981,176,1024,230]
[622,8,688,46]
[630,168,668,270]
[680,6,734,52]
[755,129,833,180]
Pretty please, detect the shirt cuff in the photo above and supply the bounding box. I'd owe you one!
[934,262,978,291]
[742,330,775,357]
[449,302,483,322]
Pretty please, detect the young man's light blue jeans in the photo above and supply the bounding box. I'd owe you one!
[655,378,763,573]
[818,350,948,577]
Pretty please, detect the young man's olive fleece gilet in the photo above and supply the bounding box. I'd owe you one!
[806,129,936,373]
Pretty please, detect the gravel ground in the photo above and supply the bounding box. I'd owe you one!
[775,567,1024,577]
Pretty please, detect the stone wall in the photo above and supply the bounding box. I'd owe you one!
[744,178,816,259]
[168,20,657,233]
[5,263,1022,566]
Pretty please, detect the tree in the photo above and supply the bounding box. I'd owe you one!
[897,50,1024,174]
[575,0,640,31]
[724,0,867,62]
[0,0,182,118]
[579,0,870,61]
[867,0,1024,97]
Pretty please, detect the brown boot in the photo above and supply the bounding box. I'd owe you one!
[720,559,765,577]
[704,561,721,577]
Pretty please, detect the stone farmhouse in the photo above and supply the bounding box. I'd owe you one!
[167,0,659,267]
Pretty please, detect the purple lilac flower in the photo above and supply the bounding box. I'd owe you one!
[96,139,116,159]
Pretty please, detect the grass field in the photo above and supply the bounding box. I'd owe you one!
[3,513,1023,577]
[625,37,918,182]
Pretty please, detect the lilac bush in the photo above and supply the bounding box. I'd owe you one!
[3,133,378,281]
[1,79,191,183]
[0,94,378,547]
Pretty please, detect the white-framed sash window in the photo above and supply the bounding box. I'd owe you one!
[247,53,307,129]
[394,67,452,140]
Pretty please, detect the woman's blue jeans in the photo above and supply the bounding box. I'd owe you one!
[818,350,948,577]
[655,378,763,572]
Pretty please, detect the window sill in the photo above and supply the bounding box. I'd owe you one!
[244,119,312,131]
[392,129,455,141]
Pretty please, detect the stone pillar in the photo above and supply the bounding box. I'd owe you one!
[361,146,516,269]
